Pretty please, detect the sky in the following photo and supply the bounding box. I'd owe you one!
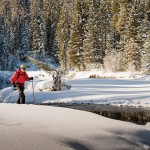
[0,70,150,150]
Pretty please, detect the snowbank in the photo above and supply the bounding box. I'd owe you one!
[0,104,149,150]
[1,77,150,107]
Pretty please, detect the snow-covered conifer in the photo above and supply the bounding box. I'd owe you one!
[0,20,9,70]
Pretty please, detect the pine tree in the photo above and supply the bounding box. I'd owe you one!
[126,2,140,41]
[7,0,31,62]
[0,0,12,70]
[38,0,46,61]
[56,1,70,71]
[0,0,150,72]
[19,1,30,61]
[124,39,141,71]
[82,0,95,69]
[68,0,87,71]
[138,0,150,59]
[115,0,130,54]
[67,7,80,70]
[107,0,120,54]
[98,0,111,63]
[0,23,9,70]
[141,12,150,74]
[142,34,150,74]
[76,0,88,70]
[30,0,40,56]
[110,0,120,30]
[9,0,26,58]
[92,0,106,65]
[30,0,46,61]
[116,3,127,41]
[124,2,141,71]
[19,18,30,61]
[44,0,62,62]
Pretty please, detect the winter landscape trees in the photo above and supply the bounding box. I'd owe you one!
[0,0,150,73]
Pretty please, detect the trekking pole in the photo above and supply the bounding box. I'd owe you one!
[32,79,36,104]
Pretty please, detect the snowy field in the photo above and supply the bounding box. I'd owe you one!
[0,103,150,150]
[0,70,150,150]
[0,70,150,108]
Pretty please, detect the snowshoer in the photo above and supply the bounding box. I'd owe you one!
[10,64,33,104]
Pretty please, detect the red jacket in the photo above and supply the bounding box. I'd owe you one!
[10,69,30,86]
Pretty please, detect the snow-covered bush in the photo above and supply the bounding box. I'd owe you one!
[104,52,124,72]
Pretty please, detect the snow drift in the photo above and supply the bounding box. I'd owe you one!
[0,104,149,150]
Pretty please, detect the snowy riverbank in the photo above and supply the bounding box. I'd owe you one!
[0,103,150,150]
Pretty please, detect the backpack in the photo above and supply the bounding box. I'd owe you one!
[16,71,25,80]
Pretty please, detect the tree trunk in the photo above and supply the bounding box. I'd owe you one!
[52,71,62,91]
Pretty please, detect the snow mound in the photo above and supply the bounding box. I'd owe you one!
[0,104,149,150]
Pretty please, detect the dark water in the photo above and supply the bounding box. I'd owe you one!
[40,103,150,125]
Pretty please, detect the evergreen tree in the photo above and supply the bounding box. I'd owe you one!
[68,0,88,71]
[30,0,46,61]
[116,3,127,41]
[138,0,150,52]
[38,0,46,61]
[141,13,150,74]
[142,34,150,74]
[0,23,9,70]
[67,4,80,70]
[126,2,139,41]
[82,0,95,69]
[108,0,120,54]
[124,39,141,71]
[93,0,106,65]
[19,1,30,61]
[0,0,149,72]
[19,17,30,61]
[0,1,12,70]
[7,0,30,62]
[76,0,89,70]
[56,1,70,71]
[124,3,141,71]
[110,0,120,30]
[44,0,62,62]
[98,0,111,63]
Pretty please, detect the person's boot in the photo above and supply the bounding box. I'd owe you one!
[17,99,20,104]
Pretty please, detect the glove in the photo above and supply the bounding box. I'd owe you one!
[15,82,20,86]
[29,77,33,80]
[13,84,16,87]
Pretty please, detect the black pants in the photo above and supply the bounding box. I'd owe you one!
[16,85,25,104]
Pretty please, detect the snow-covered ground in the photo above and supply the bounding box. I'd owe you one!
[0,103,150,150]
[0,70,150,108]
[0,70,150,149]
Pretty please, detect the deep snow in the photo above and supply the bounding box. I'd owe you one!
[0,70,150,150]
[0,103,150,150]
[0,70,150,108]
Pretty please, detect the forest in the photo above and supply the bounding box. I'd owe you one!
[0,0,150,73]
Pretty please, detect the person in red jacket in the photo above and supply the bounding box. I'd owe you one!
[10,64,33,104]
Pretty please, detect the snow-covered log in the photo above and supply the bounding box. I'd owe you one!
[27,56,71,91]
[27,56,55,73]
